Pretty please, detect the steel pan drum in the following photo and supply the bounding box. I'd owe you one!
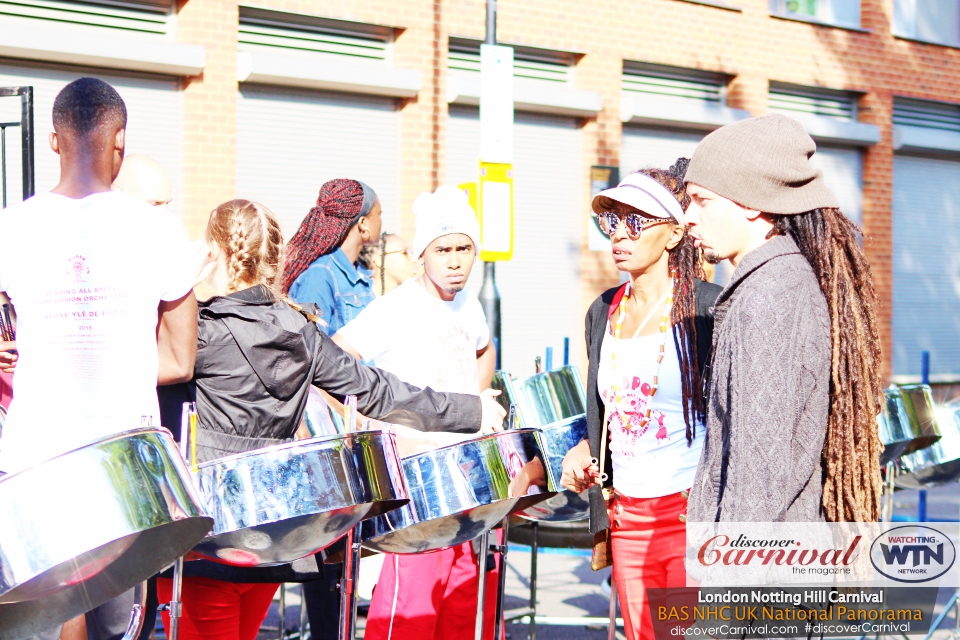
[361,428,553,554]
[515,415,590,522]
[192,430,407,567]
[512,366,586,428]
[0,428,212,640]
[896,400,960,490]
[898,384,942,455]
[499,367,591,522]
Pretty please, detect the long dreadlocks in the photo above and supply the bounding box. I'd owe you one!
[638,158,707,443]
[768,209,884,522]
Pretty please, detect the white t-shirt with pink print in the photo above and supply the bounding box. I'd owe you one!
[597,324,704,498]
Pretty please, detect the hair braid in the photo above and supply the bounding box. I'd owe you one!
[769,209,884,522]
[638,157,706,444]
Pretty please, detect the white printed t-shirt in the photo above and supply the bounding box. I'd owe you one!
[596,325,704,498]
[336,278,489,395]
[0,191,194,473]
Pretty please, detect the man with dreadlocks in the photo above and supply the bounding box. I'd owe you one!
[684,114,883,524]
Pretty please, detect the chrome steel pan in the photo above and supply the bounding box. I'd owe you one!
[896,401,960,490]
[192,430,407,567]
[512,366,586,428]
[361,428,553,554]
[516,415,590,522]
[878,388,914,465]
[899,384,942,456]
[0,428,212,640]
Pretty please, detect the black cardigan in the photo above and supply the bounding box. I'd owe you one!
[584,278,721,534]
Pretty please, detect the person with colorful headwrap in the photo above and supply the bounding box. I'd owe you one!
[282,178,382,335]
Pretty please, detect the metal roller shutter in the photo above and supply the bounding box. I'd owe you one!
[446,107,582,377]
[619,127,702,175]
[0,62,183,215]
[236,84,401,239]
[809,146,863,226]
[892,155,960,377]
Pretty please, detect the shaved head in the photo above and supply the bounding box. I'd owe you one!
[52,77,126,136]
[112,154,172,206]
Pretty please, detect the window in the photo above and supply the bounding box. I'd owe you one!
[0,0,172,36]
[769,0,861,29]
[893,97,960,133]
[768,83,857,120]
[893,0,960,47]
[448,38,577,84]
[621,62,727,104]
[238,7,394,64]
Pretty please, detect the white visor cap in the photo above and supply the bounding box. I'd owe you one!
[591,172,685,225]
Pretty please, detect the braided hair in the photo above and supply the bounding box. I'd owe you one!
[281,179,369,293]
[767,209,883,522]
[636,158,707,443]
[205,199,285,294]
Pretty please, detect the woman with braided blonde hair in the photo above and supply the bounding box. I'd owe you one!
[155,199,506,640]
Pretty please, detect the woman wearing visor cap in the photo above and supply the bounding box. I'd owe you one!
[560,159,720,640]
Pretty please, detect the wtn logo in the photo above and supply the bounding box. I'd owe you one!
[871,526,956,583]
[879,543,944,567]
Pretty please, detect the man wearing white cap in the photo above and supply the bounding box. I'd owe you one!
[333,185,500,640]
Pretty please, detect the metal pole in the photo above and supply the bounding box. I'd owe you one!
[167,557,184,640]
[529,522,538,640]
[475,530,490,640]
[607,579,618,640]
[485,0,496,45]
[20,87,34,199]
[479,262,501,360]
[493,519,510,640]
[2,125,7,208]
[479,0,502,360]
[278,584,286,640]
[299,584,308,640]
[339,525,361,640]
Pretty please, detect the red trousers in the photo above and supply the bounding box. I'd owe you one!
[364,539,500,640]
[156,576,279,640]
[610,491,688,640]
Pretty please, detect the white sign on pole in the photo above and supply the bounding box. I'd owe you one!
[480,44,514,164]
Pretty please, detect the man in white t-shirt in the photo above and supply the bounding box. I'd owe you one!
[334,185,499,640]
[0,78,197,640]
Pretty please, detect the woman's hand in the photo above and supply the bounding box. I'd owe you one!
[478,388,506,434]
[0,341,17,374]
[560,439,599,493]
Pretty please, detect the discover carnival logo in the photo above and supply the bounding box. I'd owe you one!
[870,525,956,583]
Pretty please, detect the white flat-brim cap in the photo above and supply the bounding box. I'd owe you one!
[591,172,685,224]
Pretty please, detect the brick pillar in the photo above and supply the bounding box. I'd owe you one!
[394,1,441,241]
[177,0,238,239]
[727,72,768,116]
[859,89,894,381]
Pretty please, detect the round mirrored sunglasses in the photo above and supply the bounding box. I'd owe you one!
[595,211,672,239]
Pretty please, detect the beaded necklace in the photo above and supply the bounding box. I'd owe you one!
[609,271,675,430]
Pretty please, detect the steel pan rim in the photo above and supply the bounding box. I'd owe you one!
[0,426,173,483]
[196,429,394,468]
[400,427,541,461]
[536,414,586,432]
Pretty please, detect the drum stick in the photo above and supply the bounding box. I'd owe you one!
[190,411,198,473]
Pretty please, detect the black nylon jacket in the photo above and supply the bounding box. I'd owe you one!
[585,279,721,534]
[160,284,482,583]
[191,285,481,462]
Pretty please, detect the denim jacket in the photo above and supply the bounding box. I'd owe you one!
[288,248,375,335]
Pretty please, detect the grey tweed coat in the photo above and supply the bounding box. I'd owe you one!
[687,235,831,523]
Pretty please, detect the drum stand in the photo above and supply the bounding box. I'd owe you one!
[474,517,512,640]
[158,404,197,640]
[339,524,362,640]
